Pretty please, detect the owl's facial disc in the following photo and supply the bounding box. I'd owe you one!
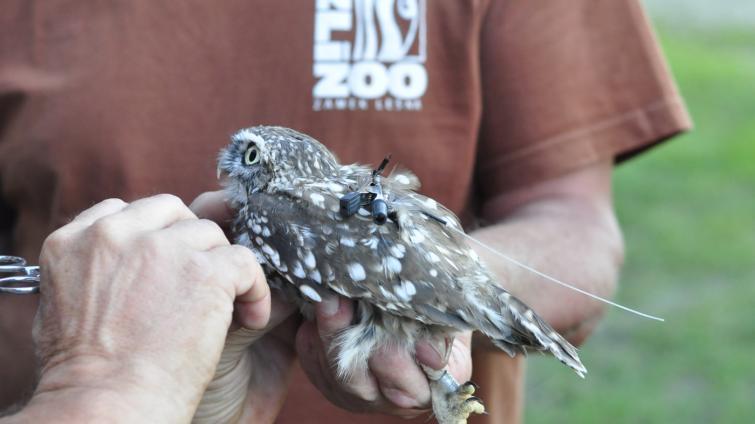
[217,132,269,200]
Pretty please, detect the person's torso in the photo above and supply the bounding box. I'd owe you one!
[0,2,521,422]
[0,1,487,256]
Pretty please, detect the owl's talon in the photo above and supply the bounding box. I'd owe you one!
[460,381,478,395]
[466,381,480,390]
[428,372,486,424]
[462,396,486,415]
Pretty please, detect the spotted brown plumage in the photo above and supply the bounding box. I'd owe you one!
[218,126,586,423]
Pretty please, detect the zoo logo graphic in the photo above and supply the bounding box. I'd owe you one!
[313,0,427,112]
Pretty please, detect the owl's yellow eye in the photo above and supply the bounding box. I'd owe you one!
[244,146,260,165]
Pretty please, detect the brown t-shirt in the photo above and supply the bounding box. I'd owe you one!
[0,0,690,422]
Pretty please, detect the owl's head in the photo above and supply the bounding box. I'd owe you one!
[218,126,340,196]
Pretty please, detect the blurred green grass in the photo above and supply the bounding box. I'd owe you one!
[524,21,755,424]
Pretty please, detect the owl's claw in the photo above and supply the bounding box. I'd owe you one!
[461,395,486,417]
[426,370,486,424]
[460,381,479,394]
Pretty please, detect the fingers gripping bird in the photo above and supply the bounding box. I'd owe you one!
[218,126,586,423]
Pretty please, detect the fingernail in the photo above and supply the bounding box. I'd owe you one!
[320,293,340,317]
[416,336,453,370]
[428,341,445,366]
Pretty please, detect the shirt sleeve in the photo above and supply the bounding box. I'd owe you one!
[475,0,692,199]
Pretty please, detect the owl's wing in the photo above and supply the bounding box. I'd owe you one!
[240,184,483,330]
[242,183,585,376]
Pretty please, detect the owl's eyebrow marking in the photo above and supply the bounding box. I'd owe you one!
[421,210,665,322]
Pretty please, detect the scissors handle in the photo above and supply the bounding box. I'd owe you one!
[0,255,41,295]
[0,255,26,271]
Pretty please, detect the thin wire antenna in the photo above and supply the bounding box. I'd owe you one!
[422,211,665,322]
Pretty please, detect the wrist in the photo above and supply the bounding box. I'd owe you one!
[9,385,147,423]
[24,355,206,423]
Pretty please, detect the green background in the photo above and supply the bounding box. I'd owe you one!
[525,3,755,423]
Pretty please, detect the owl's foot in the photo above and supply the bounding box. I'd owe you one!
[425,368,486,424]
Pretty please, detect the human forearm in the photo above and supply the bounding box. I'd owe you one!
[3,389,138,423]
[3,361,198,424]
[472,166,624,344]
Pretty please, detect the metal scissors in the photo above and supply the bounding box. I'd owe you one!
[0,255,40,295]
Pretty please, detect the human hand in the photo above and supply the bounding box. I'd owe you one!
[27,195,269,423]
[295,294,474,418]
[190,190,299,424]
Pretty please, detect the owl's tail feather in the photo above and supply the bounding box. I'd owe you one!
[488,292,587,378]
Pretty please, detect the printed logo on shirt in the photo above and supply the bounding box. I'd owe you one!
[312,0,427,112]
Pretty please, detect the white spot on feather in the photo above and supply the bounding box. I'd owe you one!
[309,192,325,208]
[361,237,379,250]
[327,182,344,193]
[409,231,426,244]
[394,280,416,301]
[384,257,402,274]
[300,285,322,302]
[389,244,406,258]
[292,261,305,278]
[340,237,356,247]
[251,249,266,265]
[379,286,395,299]
[309,269,322,284]
[302,250,316,269]
[261,244,280,267]
[323,263,336,281]
[394,174,410,185]
[236,232,250,246]
[347,263,366,281]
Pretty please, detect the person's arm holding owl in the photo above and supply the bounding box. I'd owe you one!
[473,160,622,344]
